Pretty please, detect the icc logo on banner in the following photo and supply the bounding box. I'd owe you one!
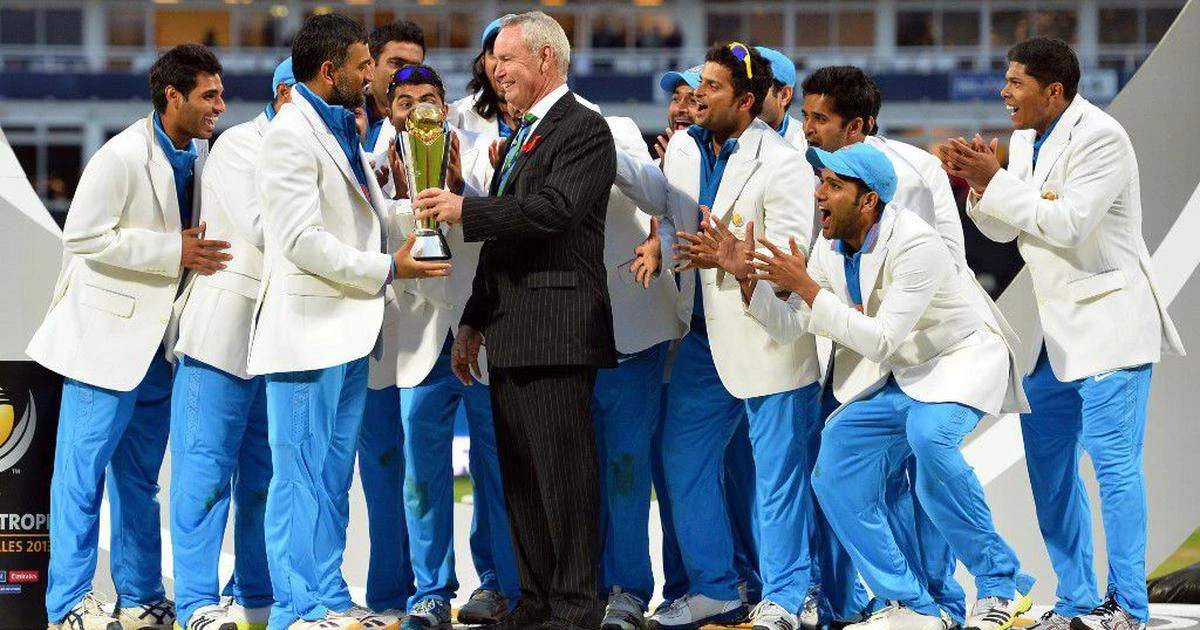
[0,385,37,473]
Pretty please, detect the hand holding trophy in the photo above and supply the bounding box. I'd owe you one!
[399,101,453,261]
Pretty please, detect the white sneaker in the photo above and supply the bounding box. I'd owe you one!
[965,594,1032,630]
[51,592,121,630]
[219,597,269,630]
[602,587,646,630]
[337,606,399,630]
[752,600,800,630]
[846,602,948,630]
[800,587,820,630]
[286,614,362,630]
[117,599,176,630]
[648,593,748,630]
[185,605,239,630]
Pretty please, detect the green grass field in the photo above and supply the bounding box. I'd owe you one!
[452,476,1200,578]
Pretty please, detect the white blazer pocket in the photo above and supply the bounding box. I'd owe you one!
[80,283,135,318]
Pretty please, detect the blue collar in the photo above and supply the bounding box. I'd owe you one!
[498,116,515,139]
[151,112,199,227]
[832,220,882,258]
[1032,109,1066,164]
[296,83,369,189]
[362,94,387,150]
[263,102,277,121]
[687,124,739,161]
[776,115,790,137]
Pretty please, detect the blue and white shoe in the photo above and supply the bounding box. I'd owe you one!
[647,593,748,630]
[399,600,450,630]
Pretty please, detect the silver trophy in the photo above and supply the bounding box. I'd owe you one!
[399,102,452,260]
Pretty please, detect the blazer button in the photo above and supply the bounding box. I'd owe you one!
[160,318,169,324]
[168,282,177,290]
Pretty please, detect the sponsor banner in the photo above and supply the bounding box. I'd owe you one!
[0,362,61,629]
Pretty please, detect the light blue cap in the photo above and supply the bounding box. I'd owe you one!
[659,64,703,93]
[481,17,505,50]
[271,57,295,96]
[755,46,796,87]
[806,143,897,203]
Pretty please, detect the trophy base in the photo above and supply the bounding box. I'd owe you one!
[412,228,452,261]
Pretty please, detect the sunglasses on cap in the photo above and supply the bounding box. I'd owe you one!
[727,42,753,79]
[390,65,437,89]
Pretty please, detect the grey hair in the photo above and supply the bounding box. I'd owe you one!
[501,11,570,77]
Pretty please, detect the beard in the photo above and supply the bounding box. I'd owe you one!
[328,72,365,109]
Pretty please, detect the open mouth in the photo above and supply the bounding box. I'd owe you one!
[819,206,831,229]
[1005,103,1018,118]
[672,118,692,130]
[694,102,709,116]
[203,115,218,132]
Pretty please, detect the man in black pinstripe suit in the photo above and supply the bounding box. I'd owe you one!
[413,11,616,630]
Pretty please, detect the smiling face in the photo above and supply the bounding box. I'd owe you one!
[492,25,556,113]
[1001,61,1065,134]
[667,83,696,131]
[814,167,876,242]
[801,93,864,151]
[167,72,225,141]
[371,40,424,108]
[389,83,448,130]
[326,42,373,109]
[694,61,752,138]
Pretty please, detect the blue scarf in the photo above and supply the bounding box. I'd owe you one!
[296,83,369,189]
[152,112,198,228]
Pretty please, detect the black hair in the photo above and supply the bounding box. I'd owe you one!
[387,64,446,102]
[1007,37,1080,100]
[801,66,881,135]
[704,43,772,117]
[291,13,368,83]
[467,46,504,121]
[369,20,425,61]
[148,44,223,114]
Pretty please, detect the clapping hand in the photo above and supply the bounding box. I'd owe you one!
[941,134,1001,194]
[630,216,663,289]
[676,208,755,281]
[672,205,724,272]
[748,235,819,305]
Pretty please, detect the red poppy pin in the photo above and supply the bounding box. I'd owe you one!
[522,135,543,154]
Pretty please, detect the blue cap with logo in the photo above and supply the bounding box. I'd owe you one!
[659,64,703,94]
[754,46,796,87]
[481,17,506,50]
[271,57,296,96]
[806,143,897,203]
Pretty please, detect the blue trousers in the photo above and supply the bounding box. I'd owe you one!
[356,386,415,612]
[653,386,761,606]
[813,380,1033,618]
[593,343,669,603]
[170,356,273,627]
[400,344,517,607]
[46,355,173,623]
[662,329,818,613]
[1021,349,1153,621]
[264,358,369,630]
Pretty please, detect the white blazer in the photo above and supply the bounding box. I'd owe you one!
[604,116,685,355]
[866,135,967,268]
[173,113,270,379]
[247,93,395,375]
[967,95,1184,380]
[779,114,807,152]
[26,115,206,391]
[747,209,1028,416]
[618,119,820,398]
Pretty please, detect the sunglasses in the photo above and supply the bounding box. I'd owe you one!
[389,65,438,90]
[727,42,753,79]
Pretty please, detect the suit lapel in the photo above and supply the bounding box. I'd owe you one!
[712,126,763,221]
[143,116,181,232]
[497,91,573,196]
[295,94,370,204]
[189,141,208,229]
[1033,96,1088,184]
[857,210,898,313]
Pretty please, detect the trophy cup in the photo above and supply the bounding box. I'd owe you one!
[399,102,452,260]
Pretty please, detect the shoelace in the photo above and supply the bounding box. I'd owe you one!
[1087,599,1121,618]
[609,590,644,611]
[410,599,443,617]
[471,589,503,605]
[1039,611,1062,622]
